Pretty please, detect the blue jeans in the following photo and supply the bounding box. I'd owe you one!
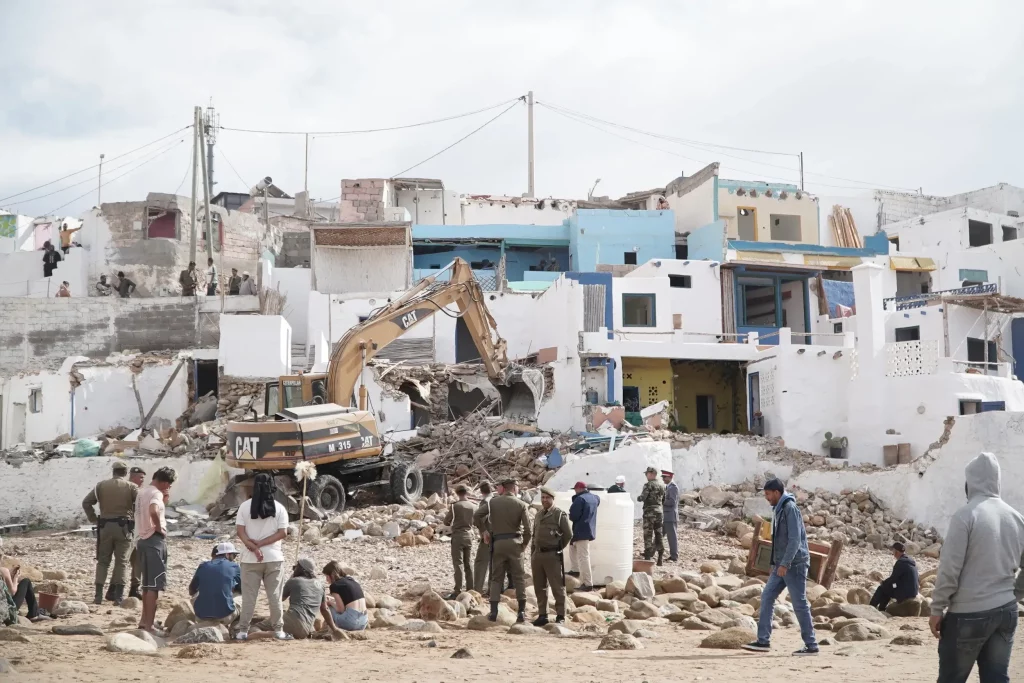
[937,601,1017,683]
[757,564,816,647]
[330,606,368,631]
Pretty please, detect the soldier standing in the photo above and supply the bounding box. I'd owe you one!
[637,466,666,565]
[472,482,493,595]
[485,478,532,624]
[126,466,146,599]
[530,487,571,626]
[444,485,475,598]
[662,470,680,562]
[82,462,139,605]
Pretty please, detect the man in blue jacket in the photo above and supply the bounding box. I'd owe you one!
[743,478,818,656]
[568,482,600,591]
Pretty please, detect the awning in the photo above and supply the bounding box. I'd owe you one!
[890,256,936,272]
[803,255,864,269]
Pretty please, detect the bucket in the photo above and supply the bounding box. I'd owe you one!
[38,592,61,613]
[632,559,655,575]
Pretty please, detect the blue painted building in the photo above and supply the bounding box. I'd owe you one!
[568,209,676,272]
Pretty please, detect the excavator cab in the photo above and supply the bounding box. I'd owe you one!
[264,374,329,416]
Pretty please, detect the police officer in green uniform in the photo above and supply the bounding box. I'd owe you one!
[485,478,532,624]
[82,462,139,605]
[444,485,476,598]
[530,487,572,626]
[637,466,666,565]
[126,466,146,598]
[472,482,493,594]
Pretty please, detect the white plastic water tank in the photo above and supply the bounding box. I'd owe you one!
[553,489,634,585]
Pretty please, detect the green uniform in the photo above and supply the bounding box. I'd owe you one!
[473,498,491,593]
[82,476,138,588]
[530,504,572,616]
[486,493,532,600]
[637,479,666,560]
[445,500,476,593]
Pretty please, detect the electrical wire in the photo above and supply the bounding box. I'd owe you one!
[42,138,186,216]
[221,97,523,136]
[0,125,193,204]
[216,146,250,191]
[173,141,195,195]
[391,100,523,178]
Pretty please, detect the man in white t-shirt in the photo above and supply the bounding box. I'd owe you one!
[234,473,291,640]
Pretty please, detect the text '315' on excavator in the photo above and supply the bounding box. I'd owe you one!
[226,258,509,515]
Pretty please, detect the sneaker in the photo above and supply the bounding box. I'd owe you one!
[742,641,771,653]
[234,632,248,641]
[274,631,294,640]
[793,646,819,656]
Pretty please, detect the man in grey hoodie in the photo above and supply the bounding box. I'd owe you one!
[743,478,818,656]
[930,452,1024,683]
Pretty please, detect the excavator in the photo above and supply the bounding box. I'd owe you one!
[226,258,509,514]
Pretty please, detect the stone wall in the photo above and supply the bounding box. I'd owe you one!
[278,231,311,267]
[339,179,387,222]
[0,297,216,373]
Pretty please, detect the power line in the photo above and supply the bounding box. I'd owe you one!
[221,97,523,136]
[43,139,186,216]
[216,146,250,191]
[391,99,523,178]
[0,125,193,204]
[174,140,195,196]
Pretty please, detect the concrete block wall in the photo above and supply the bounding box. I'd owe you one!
[279,231,311,267]
[0,297,212,374]
[340,179,386,222]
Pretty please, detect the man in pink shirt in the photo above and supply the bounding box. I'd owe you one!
[134,467,176,632]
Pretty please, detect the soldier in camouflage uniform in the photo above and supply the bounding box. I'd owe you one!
[637,466,666,565]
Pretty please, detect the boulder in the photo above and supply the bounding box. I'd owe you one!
[698,586,729,608]
[105,632,158,655]
[369,566,388,580]
[396,532,416,547]
[467,615,506,631]
[739,533,755,549]
[891,634,925,646]
[376,595,404,611]
[658,576,689,594]
[835,623,892,642]
[838,604,891,624]
[680,616,718,630]
[173,627,224,644]
[570,591,600,608]
[397,620,443,633]
[572,610,606,624]
[124,630,161,648]
[403,582,433,598]
[727,586,762,603]
[727,558,748,575]
[598,633,644,650]
[451,648,474,659]
[543,623,578,637]
[697,609,736,628]
[0,628,30,643]
[700,561,722,574]
[51,624,104,636]
[623,601,659,620]
[699,627,757,650]
[625,572,655,599]
[726,616,758,631]
[507,623,547,635]
[53,600,90,616]
[418,592,458,622]
[699,485,730,507]
[371,610,407,628]
[164,601,196,629]
[177,644,223,659]
[886,597,924,617]
[607,619,647,635]
[602,580,626,600]
[847,587,872,605]
[41,569,68,580]
[118,597,141,610]
[169,620,195,638]
[596,600,621,612]
[806,584,827,602]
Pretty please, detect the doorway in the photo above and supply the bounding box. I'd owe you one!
[737,207,757,240]
[455,317,481,364]
[195,360,219,400]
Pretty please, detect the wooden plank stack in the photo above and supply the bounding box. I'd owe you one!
[828,205,863,248]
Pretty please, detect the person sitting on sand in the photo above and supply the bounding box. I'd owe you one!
[0,538,44,623]
[322,560,368,631]
[282,558,343,639]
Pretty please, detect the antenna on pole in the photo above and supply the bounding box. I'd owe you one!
[203,99,219,190]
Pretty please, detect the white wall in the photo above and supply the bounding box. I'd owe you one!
[885,303,1013,366]
[394,188,459,225]
[0,247,88,297]
[718,190,819,244]
[313,245,410,295]
[73,362,189,437]
[667,176,716,235]
[0,360,77,448]
[460,197,574,226]
[219,315,291,378]
[793,411,1024,537]
[629,259,724,340]
[267,266,311,345]
[0,455,236,527]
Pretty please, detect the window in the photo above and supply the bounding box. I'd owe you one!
[769,214,802,241]
[895,326,920,342]
[889,236,900,251]
[265,383,280,416]
[696,395,715,429]
[624,251,638,265]
[740,278,777,327]
[737,207,756,240]
[282,380,304,409]
[675,244,688,259]
[622,294,656,327]
[967,337,998,370]
[669,275,691,288]
[146,207,178,239]
[833,322,843,334]
[968,219,993,247]
[1003,225,1018,242]
[28,388,42,414]
[959,400,981,415]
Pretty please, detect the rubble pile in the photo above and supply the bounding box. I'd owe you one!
[679,482,944,555]
[215,381,264,420]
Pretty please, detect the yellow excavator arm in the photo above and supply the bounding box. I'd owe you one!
[325,258,509,407]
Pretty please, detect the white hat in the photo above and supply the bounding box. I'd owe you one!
[615,475,626,484]
[215,541,238,556]
[242,271,250,276]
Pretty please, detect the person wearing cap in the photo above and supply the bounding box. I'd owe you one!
[282,558,335,639]
[568,481,600,591]
[484,478,532,623]
[82,461,139,606]
[444,485,476,599]
[638,466,666,565]
[126,466,146,599]
[870,542,919,613]
[472,481,494,594]
[239,271,257,295]
[228,268,241,295]
[530,487,572,626]
[743,478,818,656]
[661,470,680,562]
[179,261,198,296]
[606,475,627,494]
[188,542,242,625]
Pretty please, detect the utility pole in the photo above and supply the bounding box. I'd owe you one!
[799,152,804,192]
[199,133,214,261]
[527,91,535,198]
[203,100,219,190]
[189,106,201,263]
[304,133,310,194]
[98,153,105,205]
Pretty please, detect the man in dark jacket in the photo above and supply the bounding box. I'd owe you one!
[871,542,919,612]
[568,482,599,591]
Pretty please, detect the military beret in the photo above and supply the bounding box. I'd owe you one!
[644,466,658,474]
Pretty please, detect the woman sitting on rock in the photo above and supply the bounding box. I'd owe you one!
[322,560,368,631]
[0,540,42,623]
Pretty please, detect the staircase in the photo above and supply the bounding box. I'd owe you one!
[290,342,312,373]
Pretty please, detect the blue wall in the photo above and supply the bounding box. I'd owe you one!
[568,209,676,272]
[687,220,727,262]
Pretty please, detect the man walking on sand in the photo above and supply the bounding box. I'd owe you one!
[743,478,818,656]
[136,467,176,633]
[930,452,1024,683]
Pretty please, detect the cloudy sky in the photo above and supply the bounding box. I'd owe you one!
[2,0,1022,218]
